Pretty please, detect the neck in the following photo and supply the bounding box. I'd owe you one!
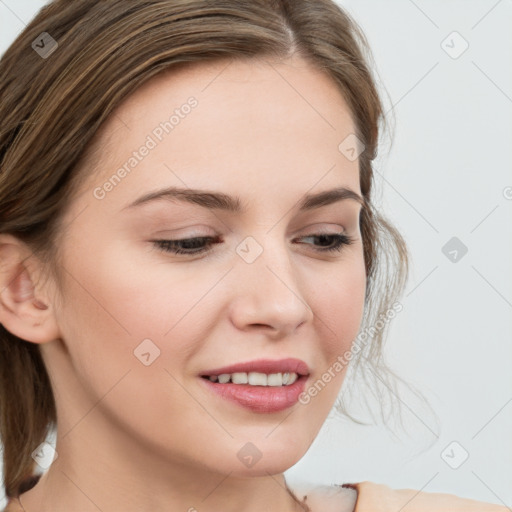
[17,429,307,512]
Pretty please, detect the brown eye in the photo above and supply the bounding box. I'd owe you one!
[295,233,355,253]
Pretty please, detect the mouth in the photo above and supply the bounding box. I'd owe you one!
[198,358,310,413]
[200,357,310,380]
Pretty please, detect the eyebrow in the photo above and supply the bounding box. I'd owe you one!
[122,186,365,213]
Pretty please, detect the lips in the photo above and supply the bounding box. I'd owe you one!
[198,358,310,413]
[200,358,310,377]
[199,374,308,413]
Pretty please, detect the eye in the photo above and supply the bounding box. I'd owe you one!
[152,236,222,255]
[151,232,356,256]
[296,232,356,252]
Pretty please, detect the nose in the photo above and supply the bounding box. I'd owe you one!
[229,236,314,338]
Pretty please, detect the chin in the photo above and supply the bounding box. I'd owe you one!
[229,457,301,478]
[226,435,309,476]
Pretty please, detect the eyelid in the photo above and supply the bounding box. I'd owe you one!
[152,226,350,243]
[151,225,217,237]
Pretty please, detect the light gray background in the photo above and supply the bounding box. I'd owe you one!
[0,0,511,508]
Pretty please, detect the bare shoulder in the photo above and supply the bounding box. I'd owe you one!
[347,481,509,511]
[290,483,358,512]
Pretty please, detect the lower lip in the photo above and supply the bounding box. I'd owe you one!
[199,375,308,413]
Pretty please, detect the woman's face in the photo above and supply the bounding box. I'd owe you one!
[44,55,366,478]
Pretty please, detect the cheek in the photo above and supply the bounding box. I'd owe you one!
[313,253,367,354]
[293,259,366,428]
[55,237,225,395]
[52,244,211,448]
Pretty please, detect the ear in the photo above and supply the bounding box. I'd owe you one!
[0,234,61,344]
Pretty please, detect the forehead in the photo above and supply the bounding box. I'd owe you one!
[102,56,356,138]
[77,55,360,211]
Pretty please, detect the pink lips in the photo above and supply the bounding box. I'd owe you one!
[199,358,310,413]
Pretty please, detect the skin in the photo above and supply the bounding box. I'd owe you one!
[0,54,366,512]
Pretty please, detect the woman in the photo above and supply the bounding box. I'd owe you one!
[0,1,507,511]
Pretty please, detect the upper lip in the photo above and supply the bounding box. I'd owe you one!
[200,358,310,377]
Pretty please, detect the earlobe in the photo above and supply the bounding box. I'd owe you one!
[0,235,60,344]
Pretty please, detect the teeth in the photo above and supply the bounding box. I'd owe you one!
[267,373,282,386]
[206,372,299,387]
[231,372,248,384]
[248,372,267,386]
[282,372,298,385]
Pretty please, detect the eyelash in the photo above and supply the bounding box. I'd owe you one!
[151,232,356,256]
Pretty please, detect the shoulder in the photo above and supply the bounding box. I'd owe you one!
[289,482,358,512]
[345,480,509,512]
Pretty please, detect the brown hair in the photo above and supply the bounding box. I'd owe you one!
[0,0,433,500]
